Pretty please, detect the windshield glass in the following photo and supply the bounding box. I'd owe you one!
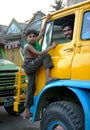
[81,11,90,40]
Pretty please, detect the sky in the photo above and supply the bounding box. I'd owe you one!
[0,0,59,25]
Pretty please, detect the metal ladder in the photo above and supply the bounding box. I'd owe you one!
[14,68,27,112]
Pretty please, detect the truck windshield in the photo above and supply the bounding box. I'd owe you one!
[81,11,90,40]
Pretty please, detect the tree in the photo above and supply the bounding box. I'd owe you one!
[50,0,65,12]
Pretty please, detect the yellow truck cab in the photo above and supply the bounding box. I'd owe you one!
[14,1,90,130]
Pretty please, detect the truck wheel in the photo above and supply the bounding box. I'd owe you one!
[4,105,24,115]
[40,101,84,130]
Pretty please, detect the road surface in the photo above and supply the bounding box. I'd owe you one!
[0,106,40,130]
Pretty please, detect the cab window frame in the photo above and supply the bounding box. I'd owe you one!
[41,14,75,50]
[81,11,90,40]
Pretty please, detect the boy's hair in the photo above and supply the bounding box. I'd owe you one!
[26,29,38,37]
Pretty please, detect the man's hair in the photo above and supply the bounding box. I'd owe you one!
[26,29,38,37]
[62,22,73,30]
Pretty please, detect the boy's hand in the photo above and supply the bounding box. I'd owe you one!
[51,42,57,48]
[46,14,51,21]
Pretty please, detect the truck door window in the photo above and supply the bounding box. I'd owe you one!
[42,22,53,50]
[41,14,75,50]
[52,14,75,44]
[81,11,90,40]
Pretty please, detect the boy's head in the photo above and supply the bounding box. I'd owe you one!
[26,29,38,37]
[25,29,38,44]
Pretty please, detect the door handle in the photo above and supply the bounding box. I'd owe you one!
[64,48,73,52]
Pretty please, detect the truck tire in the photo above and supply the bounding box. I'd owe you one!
[40,101,84,130]
[4,105,24,115]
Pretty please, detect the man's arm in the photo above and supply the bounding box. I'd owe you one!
[37,14,51,41]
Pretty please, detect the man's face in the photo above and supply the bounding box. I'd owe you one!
[63,26,73,40]
[26,33,37,44]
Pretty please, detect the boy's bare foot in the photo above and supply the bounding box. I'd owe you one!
[46,78,52,83]
[46,78,59,85]
[23,108,32,119]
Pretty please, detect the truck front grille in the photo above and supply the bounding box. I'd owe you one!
[0,70,18,88]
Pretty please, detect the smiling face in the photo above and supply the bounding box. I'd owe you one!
[63,26,73,40]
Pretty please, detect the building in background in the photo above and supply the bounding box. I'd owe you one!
[25,11,45,32]
[3,18,26,66]
[67,0,87,6]
[0,11,45,66]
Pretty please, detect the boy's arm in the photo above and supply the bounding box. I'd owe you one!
[26,42,57,56]
[37,14,51,41]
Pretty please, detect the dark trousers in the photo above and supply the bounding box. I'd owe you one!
[23,54,54,108]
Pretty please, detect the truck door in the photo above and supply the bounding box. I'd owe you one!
[72,10,90,80]
[41,14,75,79]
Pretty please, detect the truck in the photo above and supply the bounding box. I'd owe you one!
[0,36,25,115]
[14,1,90,130]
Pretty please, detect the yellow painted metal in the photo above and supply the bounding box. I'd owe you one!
[0,97,4,103]
[14,68,27,112]
[35,0,90,94]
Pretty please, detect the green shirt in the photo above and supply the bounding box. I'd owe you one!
[35,40,42,51]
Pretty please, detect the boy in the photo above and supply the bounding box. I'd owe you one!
[23,14,57,118]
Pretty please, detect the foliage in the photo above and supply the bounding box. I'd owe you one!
[50,0,65,12]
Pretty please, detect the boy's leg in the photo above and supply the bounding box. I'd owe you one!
[24,73,36,118]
